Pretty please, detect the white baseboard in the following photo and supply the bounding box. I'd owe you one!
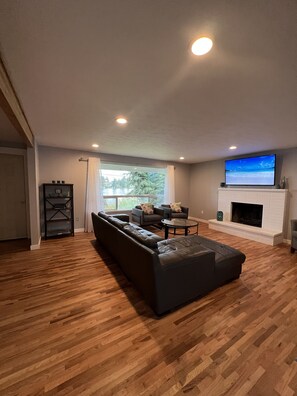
[75,228,85,233]
[283,239,291,245]
[30,237,41,250]
[189,216,209,224]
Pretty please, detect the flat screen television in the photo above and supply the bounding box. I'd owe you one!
[225,154,276,186]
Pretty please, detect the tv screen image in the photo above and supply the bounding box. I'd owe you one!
[225,154,276,186]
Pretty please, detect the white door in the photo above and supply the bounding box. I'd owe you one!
[0,154,27,240]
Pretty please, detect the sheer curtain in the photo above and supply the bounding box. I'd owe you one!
[85,157,104,232]
[164,165,175,204]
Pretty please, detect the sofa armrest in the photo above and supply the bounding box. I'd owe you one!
[161,206,172,219]
[132,207,144,219]
[181,206,189,216]
[154,207,165,216]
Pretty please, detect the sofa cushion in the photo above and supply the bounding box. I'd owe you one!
[170,202,182,213]
[158,235,211,255]
[108,216,129,229]
[191,235,245,264]
[123,224,163,249]
[140,203,154,214]
[157,236,212,267]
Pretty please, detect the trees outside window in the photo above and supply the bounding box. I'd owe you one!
[101,165,165,211]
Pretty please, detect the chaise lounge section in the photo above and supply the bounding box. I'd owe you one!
[92,212,246,315]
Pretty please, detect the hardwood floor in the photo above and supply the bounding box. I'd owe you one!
[0,224,297,395]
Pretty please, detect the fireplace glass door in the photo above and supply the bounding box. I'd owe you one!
[231,202,263,228]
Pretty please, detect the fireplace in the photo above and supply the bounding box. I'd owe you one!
[209,188,288,245]
[231,202,263,228]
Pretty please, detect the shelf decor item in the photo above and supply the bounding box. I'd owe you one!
[280,176,286,189]
[217,211,223,221]
[43,183,74,239]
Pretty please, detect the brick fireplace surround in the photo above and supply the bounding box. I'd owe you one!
[209,188,288,246]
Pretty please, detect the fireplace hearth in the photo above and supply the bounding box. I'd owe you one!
[231,202,263,228]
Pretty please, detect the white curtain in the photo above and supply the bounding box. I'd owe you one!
[164,165,175,204]
[85,157,104,232]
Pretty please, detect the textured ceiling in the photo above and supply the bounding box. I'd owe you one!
[0,0,296,163]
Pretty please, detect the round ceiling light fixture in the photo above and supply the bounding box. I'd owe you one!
[179,157,185,160]
[116,117,128,125]
[92,143,99,148]
[229,145,237,150]
[191,37,213,56]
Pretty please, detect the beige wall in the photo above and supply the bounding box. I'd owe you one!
[38,146,191,230]
[189,147,297,239]
[189,159,225,220]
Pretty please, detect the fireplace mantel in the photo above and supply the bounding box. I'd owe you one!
[218,188,287,193]
[209,188,288,245]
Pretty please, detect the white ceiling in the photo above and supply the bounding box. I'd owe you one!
[0,0,296,163]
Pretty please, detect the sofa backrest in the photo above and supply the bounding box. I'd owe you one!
[123,224,162,249]
[91,212,162,310]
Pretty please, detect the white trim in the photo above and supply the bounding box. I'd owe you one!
[30,237,41,250]
[189,216,209,224]
[218,188,288,193]
[75,228,85,233]
[283,239,291,245]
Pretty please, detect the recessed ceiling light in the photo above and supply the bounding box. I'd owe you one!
[179,157,185,160]
[92,143,99,148]
[116,117,127,125]
[229,146,237,150]
[191,37,213,56]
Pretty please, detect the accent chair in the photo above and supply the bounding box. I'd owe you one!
[161,204,189,220]
[132,205,164,227]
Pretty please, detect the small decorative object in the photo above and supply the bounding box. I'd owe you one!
[52,180,55,184]
[220,182,226,187]
[62,180,65,184]
[280,176,286,189]
[217,211,223,221]
[57,180,60,184]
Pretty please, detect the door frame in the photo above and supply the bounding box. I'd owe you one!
[0,147,29,238]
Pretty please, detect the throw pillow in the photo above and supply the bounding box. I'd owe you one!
[170,202,182,213]
[140,203,154,215]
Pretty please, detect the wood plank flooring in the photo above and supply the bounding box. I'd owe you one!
[0,224,297,395]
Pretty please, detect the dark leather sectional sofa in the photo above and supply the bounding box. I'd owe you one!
[92,212,246,315]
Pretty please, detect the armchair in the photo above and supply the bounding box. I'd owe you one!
[161,204,189,220]
[291,219,297,253]
[132,205,164,227]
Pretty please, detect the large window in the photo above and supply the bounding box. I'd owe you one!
[101,163,166,211]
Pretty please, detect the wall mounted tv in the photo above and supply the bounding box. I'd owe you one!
[225,154,276,186]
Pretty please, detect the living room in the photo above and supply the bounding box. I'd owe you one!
[1,1,297,395]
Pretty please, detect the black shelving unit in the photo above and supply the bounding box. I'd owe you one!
[43,183,74,239]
